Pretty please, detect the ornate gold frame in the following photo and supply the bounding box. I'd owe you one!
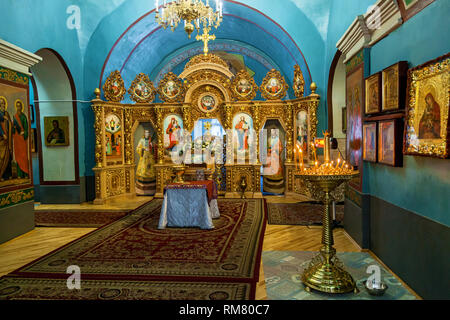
[293,64,305,98]
[403,53,449,159]
[102,70,126,102]
[128,73,156,103]
[157,72,186,103]
[230,69,258,101]
[260,69,289,100]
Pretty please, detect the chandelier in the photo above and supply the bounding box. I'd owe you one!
[155,0,223,38]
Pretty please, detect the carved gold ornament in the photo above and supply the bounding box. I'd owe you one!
[102,70,126,102]
[157,72,186,103]
[404,53,450,158]
[261,69,289,100]
[230,69,258,101]
[293,64,305,98]
[128,73,156,103]
[184,53,229,70]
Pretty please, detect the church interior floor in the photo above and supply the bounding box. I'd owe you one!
[34,194,154,212]
[0,194,419,299]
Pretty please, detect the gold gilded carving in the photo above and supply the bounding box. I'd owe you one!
[106,169,125,197]
[230,69,258,101]
[128,73,156,103]
[261,69,289,100]
[184,53,229,70]
[285,103,294,162]
[102,70,126,102]
[158,72,186,103]
[293,64,305,98]
[92,104,104,168]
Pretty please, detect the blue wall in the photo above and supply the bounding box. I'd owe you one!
[366,0,450,227]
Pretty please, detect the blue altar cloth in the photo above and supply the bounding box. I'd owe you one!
[158,187,214,229]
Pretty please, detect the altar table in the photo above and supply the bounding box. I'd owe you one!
[158,181,219,229]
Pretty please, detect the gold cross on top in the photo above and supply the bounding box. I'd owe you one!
[196,27,216,56]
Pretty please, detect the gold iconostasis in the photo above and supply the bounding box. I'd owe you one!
[91,53,320,204]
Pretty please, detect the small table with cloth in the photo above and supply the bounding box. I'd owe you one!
[158,180,219,229]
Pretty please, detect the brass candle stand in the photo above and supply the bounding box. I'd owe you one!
[295,131,359,294]
[297,171,359,294]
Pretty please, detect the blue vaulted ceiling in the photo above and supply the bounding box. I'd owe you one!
[98,1,316,101]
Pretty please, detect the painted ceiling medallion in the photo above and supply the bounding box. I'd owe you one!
[128,73,156,103]
[157,72,186,103]
[198,92,219,113]
[261,69,288,100]
[293,64,305,98]
[231,69,258,101]
[102,70,126,102]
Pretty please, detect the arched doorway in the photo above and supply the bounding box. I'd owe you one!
[30,49,80,203]
[262,119,286,195]
[327,50,347,157]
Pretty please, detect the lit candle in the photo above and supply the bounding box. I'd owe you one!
[155,0,159,12]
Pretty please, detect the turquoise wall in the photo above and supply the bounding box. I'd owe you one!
[366,0,450,226]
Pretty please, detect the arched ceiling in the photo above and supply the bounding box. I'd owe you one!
[100,0,313,100]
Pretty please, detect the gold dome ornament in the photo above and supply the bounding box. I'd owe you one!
[310,82,318,96]
[94,88,101,100]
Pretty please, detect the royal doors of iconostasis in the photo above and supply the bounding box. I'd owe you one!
[91,53,319,204]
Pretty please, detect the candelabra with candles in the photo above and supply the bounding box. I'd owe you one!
[155,0,223,38]
[295,131,359,294]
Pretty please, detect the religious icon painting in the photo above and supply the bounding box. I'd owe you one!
[105,113,122,159]
[363,122,377,162]
[163,114,183,154]
[346,64,363,169]
[403,53,449,159]
[44,116,69,147]
[128,73,156,103]
[295,110,309,157]
[102,70,126,102]
[293,64,305,98]
[0,76,32,190]
[365,72,381,115]
[379,119,403,166]
[232,113,253,156]
[381,61,408,112]
[198,92,219,113]
[157,72,185,103]
[261,69,288,100]
[230,69,258,101]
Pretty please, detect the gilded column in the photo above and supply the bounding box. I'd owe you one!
[182,104,191,132]
[224,104,232,130]
[92,104,104,168]
[252,103,260,164]
[155,106,164,164]
[285,103,294,163]
[123,107,133,165]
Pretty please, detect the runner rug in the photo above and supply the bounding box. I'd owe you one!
[34,210,128,228]
[267,202,344,226]
[262,251,417,300]
[0,199,266,300]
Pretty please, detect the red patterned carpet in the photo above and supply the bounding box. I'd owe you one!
[0,199,266,300]
[35,210,128,227]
